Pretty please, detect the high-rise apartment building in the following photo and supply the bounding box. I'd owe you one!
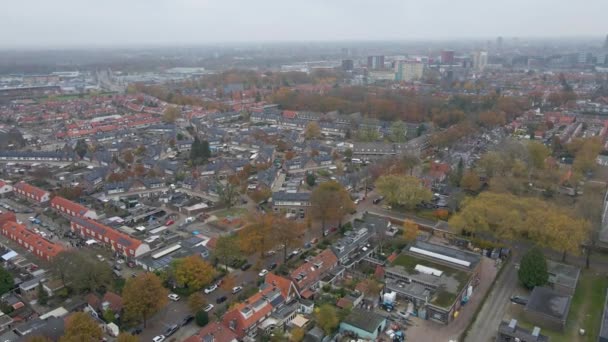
[441,50,455,65]
[395,61,424,81]
[367,55,385,70]
[473,51,488,71]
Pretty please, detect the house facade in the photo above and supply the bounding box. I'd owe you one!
[13,181,50,203]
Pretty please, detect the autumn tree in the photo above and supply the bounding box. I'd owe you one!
[375,175,432,209]
[214,234,241,271]
[217,180,239,208]
[402,220,420,242]
[274,215,306,262]
[527,141,550,170]
[239,213,275,257]
[310,181,355,235]
[304,122,321,140]
[117,333,139,342]
[60,312,102,342]
[122,273,168,327]
[461,170,481,193]
[291,327,306,342]
[27,337,50,342]
[188,292,207,313]
[315,304,339,335]
[163,106,180,123]
[172,256,216,291]
[390,120,407,142]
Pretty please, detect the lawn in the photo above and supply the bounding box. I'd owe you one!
[391,254,471,308]
[515,270,608,342]
[215,207,247,219]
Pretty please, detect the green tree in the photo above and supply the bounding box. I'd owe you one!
[306,172,316,187]
[527,141,550,170]
[0,267,13,296]
[344,148,353,160]
[122,273,168,327]
[214,234,241,271]
[51,251,112,294]
[103,309,116,323]
[375,174,432,209]
[315,304,339,335]
[195,310,209,327]
[75,139,89,159]
[461,170,481,192]
[189,137,211,165]
[117,333,139,342]
[518,247,549,289]
[60,312,103,342]
[390,120,407,142]
[216,181,238,209]
[37,282,48,306]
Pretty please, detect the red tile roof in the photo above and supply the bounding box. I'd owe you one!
[1,221,63,260]
[289,249,338,291]
[222,287,276,339]
[70,217,143,256]
[14,181,49,200]
[184,322,237,342]
[265,273,298,299]
[51,196,93,218]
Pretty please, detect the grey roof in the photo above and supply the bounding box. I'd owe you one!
[547,260,580,290]
[341,308,385,334]
[525,287,571,321]
[408,240,481,270]
[14,316,65,339]
[272,191,310,202]
[497,320,549,342]
[600,289,608,340]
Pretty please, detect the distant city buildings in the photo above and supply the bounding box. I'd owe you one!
[395,61,424,82]
[367,55,385,70]
[441,50,455,65]
[342,59,354,71]
[472,51,488,71]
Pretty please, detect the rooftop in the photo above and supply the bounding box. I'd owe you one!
[547,260,580,290]
[525,287,571,321]
[341,308,385,334]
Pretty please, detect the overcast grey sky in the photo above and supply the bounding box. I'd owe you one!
[1,0,606,47]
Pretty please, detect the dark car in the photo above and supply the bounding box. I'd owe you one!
[164,324,179,337]
[130,328,142,335]
[372,197,383,204]
[510,295,528,305]
[240,263,252,271]
[216,295,228,304]
[181,315,194,326]
[268,262,278,270]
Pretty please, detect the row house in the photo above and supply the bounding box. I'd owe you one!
[1,221,63,261]
[13,181,50,203]
[50,196,98,220]
[283,155,333,174]
[70,217,150,258]
[0,151,74,162]
[289,249,341,299]
[271,191,311,217]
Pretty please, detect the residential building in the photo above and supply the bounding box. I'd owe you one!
[70,217,150,258]
[0,180,13,195]
[50,196,98,220]
[87,292,123,321]
[546,260,580,295]
[289,249,341,298]
[185,322,238,342]
[441,50,455,65]
[1,221,64,261]
[13,181,50,203]
[339,309,387,340]
[342,59,354,71]
[271,191,311,217]
[473,51,489,71]
[395,61,424,82]
[496,319,548,342]
[331,227,375,268]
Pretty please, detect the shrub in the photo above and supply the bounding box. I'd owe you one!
[195,310,209,327]
[518,247,548,289]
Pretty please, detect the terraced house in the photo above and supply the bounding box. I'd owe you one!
[70,217,150,258]
[13,181,50,203]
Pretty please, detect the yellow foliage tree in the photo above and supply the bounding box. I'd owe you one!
[122,273,168,327]
[402,220,419,242]
[60,312,102,342]
[173,255,216,291]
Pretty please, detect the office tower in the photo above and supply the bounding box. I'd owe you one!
[441,50,455,65]
[367,55,385,70]
[342,59,354,71]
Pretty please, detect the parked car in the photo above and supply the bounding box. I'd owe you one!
[372,197,383,204]
[96,255,105,262]
[168,293,180,301]
[165,220,175,226]
[181,315,194,326]
[268,262,278,270]
[216,296,227,304]
[204,284,218,294]
[240,263,252,271]
[258,269,268,277]
[152,335,165,342]
[232,286,243,294]
[510,296,528,306]
[130,327,142,335]
[204,304,214,312]
[164,324,179,337]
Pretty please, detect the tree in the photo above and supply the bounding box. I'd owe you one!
[75,139,89,159]
[310,181,355,235]
[238,213,282,257]
[122,150,134,164]
[274,215,306,262]
[344,148,353,160]
[51,251,112,294]
[172,256,216,291]
[400,154,420,176]
[27,337,50,342]
[117,333,139,342]
[103,309,116,323]
[315,304,339,335]
[188,292,207,313]
[291,327,306,342]
[461,170,481,193]
[518,247,549,289]
[306,172,316,187]
[402,220,419,242]
[60,312,102,342]
[375,175,432,209]
[196,310,209,327]
[305,122,321,139]
[217,181,239,208]
[190,137,211,165]
[122,273,168,327]
[527,141,550,170]
[390,120,407,142]
[214,235,241,271]
[0,267,13,295]
[37,282,48,306]
[163,106,180,123]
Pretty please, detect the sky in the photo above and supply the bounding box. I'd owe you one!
[1,0,607,47]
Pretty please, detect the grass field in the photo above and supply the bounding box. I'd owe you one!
[515,270,608,342]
